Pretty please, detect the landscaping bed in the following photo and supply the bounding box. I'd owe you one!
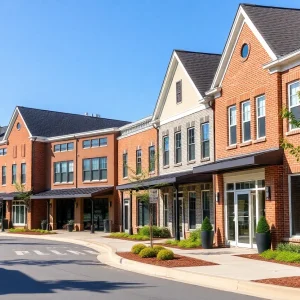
[254,276,300,289]
[8,229,55,235]
[237,254,300,267]
[156,243,203,250]
[118,251,218,268]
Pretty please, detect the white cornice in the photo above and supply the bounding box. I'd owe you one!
[117,125,154,140]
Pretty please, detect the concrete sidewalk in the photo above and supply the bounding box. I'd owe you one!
[1,230,299,300]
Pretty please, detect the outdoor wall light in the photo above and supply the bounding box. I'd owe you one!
[216,192,220,203]
[266,186,271,200]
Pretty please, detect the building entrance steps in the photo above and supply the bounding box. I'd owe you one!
[1,231,299,299]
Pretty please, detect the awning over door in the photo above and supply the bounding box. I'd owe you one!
[193,149,283,174]
[31,186,114,199]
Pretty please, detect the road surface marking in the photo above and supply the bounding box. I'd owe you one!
[50,250,67,255]
[33,250,50,255]
[15,251,30,256]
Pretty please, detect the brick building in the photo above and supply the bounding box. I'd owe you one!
[0,106,129,231]
[193,4,300,247]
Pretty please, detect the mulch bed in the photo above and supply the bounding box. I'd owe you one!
[254,276,300,289]
[237,254,300,268]
[117,252,218,268]
[9,232,56,235]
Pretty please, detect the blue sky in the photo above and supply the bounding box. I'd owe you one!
[0,0,299,125]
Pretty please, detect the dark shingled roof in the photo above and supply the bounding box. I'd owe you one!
[17,106,130,138]
[0,126,7,141]
[175,50,221,96]
[242,4,300,57]
[31,186,113,199]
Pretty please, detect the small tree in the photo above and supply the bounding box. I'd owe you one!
[14,182,32,229]
[281,90,300,161]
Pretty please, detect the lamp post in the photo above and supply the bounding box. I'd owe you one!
[90,199,94,234]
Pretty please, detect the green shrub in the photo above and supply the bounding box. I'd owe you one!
[138,226,150,237]
[189,228,201,242]
[153,245,165,255]
[275,251,300,263]
[159,227,171,238]
[201,217,213,232]
[139,247,157,258]
[110,232,129,238]
[261,250,278,260]
[178,240,200,248]
[131,244,146,254]
[277,243,300,253]
[157,249,174,260]
[256,216,270,233]
[138,226,171,238]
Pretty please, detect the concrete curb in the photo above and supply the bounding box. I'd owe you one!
[1,233,299,300]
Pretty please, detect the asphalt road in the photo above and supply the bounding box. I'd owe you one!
[0,236,263,300]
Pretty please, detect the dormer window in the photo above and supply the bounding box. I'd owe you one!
[176,80,182,104]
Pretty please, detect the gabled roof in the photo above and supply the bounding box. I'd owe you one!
[241,4,300,57]
[175,50,221,96]
[4,106,130,140]
[0,126,7,141]
[153,50,221,121]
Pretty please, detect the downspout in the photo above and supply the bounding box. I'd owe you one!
[153,121,160,226]
[75,136,78,188]
[31,137,37,193]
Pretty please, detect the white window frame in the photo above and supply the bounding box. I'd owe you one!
[242,101,251,142]
[163,194,168,227]
[288,174,300,238]
[12,200,27,226]
[256,95,266,139]
[201,123,210,159]
[188,191,197,230]
[228,105,237,145]
[288,81,300,131]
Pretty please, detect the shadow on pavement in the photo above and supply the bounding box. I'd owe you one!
[0,267,147,295]
[0,259,101,267]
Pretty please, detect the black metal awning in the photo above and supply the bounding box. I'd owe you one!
[116,170,212,191]
[30,186,114,199]
[193,149,283,174]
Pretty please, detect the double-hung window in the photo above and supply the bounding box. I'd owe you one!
[12,164,17,184]
[21,163,26,184]
[189,192,196,229]
[83,157,107,181]
[188,127,195,161]
[228,105,237,145]
[256,95,266,138]
[149,146,155,173]
[289,81,300,130]
[2,166,6,185]
[163,194,168,227]
[123,153,128,178]
[202,190,210,221]
[163,136,169,166]
[136,150,142,175]
[175,132,182,164]
[201,123,210,159]
[54,161,74,183]
[242,101,251,142]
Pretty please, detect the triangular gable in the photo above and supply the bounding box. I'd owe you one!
[2,107,32,141]
[152,51,204,122]
[209,4,277,93]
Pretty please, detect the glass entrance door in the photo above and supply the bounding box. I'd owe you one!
[124,199,130,233]
[237,192,250,246]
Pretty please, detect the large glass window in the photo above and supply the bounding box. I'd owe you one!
[136,150,142,175]
[12,164,17,184]
[2,166,6,185]
[163,136,169,166]
[83,157,107,181]
[175,132,182,164]
[189,192,196,229]
[242,101,251,142]
[12,200,26,225]
[21,163,26,184]
[163,194,168,227]
[83,138,108,148]
[149,146,155,173]
[227,192,235,241]
[123,153,128,178]
[54,161,73,183]
[256,95,266,138]
[289,81,300,130]
[291,175,300,236]
[202,190,210,221]
[228,105,237,145]
[138,201,157,226]
[201,123,210,159]
[188,127,195,161]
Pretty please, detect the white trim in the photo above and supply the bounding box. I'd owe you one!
[256,95,266,139]
[209,5,276,92]
[288,173,300,238]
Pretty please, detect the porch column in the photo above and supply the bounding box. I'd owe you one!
[214,174,225,247]
[129,191,133,235]
[120,191,124,232]
[49,199,57,230]
[174,184,180,241]
[74,198,84,231]
[6,201,12,228]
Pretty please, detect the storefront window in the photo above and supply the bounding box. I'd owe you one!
[291,176,300,236]
[227,192,235,241]
[12,201,26,225]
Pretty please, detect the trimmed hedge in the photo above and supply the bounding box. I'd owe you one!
[138,226,171,238]
[201,217,213,232]
[256,216,270,233]
[261,250,300,263]
[131,244,147,254]
[139,247,157,258]
[157,249,174,260]
[277,243,300,254]
[153,245,165,255]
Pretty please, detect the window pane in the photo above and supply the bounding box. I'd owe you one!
[189,192,196,229]
[54,145,60,152]
[100,138,107,146]
[289,82,300,107]
[91,139,99,147]
[230,126,237,144]
[202,191,210,221]
[243,102,251,122]
[188,128,195,161]
[83,140,91,148]
[257,96,265,117]
[229,106,236,125]
[291,176,300,235]
[83,159,90,171]
[92,158,99,170]
[291,106,300,121]
[202,123,209,141]
[84,171,91,181]
[67,143,74,151]
[60,144,67,151]
[243,121,251,141]
[258,117,266,138]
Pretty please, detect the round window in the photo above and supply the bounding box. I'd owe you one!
[241,43,249,59]
[16,123,21,130]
